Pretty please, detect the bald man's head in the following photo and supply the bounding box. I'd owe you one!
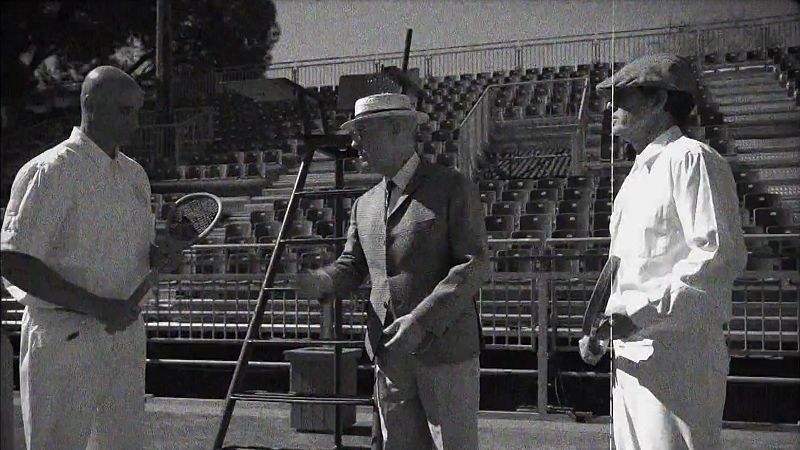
[80,66,145,150]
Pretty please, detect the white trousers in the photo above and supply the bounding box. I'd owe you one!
[612,333,729,450]
[375,351,480,450]
[20,306,145,450]
[1,329,15,450]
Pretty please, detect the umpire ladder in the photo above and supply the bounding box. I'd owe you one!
[213,89,377,450]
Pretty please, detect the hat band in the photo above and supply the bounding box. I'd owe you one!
[354,107,414,119]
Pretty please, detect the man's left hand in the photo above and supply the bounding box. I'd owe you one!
[383,314,427,354]
[150,235,185,272]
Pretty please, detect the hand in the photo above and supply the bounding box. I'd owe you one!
[151,235,185,272]
[296,271,332,301]
[383,314,427,354]
[97,274,153,334]
[609,314,639,339]
[579,335,608,366]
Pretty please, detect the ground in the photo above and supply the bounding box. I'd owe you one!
[8,393,800,449]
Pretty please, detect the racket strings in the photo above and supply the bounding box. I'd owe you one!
[172,198,219,240]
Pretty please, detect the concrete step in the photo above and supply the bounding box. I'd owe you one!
[734,136,800,153]
[724,123,800,140]
[704,73,778,87]
[736,150,800,168]
[723,111,800,126]
[718,101,797,115]
[712,92,791,106]
[746,167,800,182]
[707,84,788,97]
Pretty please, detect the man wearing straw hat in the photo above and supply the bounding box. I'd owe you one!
[580,53,747,449]
[299,93,489,449]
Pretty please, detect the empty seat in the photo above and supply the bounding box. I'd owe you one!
[530,188,560,202]
[496,249,534,273]
[744,193,780,211]
[558,199,591,214]
[754,207,792,228]
[250,211,271,224]
[485,215,515,233]
[501,190,529,204]
[567,175,594,188]
[552,229,590,239]
[563,187,593,201]
[537,178,566,190]
[225,223,252,242]
[556,213,590,231]
[519,214,553,236]
[526,200,556,215]
[492,201,522,218]
[506,179,537,191]
[593,199,613,213]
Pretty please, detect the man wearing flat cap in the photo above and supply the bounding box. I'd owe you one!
[581,54,747,449]
[298,93,489,449]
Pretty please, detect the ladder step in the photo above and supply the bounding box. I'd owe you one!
[295,188,368,199]
[247,338,365,347]
[231,391,374,406]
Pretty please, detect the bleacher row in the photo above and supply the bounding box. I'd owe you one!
[1,46,799,357]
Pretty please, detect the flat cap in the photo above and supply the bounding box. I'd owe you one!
[596,53,697,97]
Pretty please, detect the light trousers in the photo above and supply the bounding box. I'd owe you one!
[20,306,145,450]
[375,350,480,450]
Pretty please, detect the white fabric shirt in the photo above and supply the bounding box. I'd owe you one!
[1,127,155,308]
[605,126,747,357]
[385,151,420,215]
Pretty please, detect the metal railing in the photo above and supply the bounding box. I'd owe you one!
[131,235,800,355]
[1,235,797,414]
[124,109,215,168]
[458,77,591,180]
[209,14,799,88]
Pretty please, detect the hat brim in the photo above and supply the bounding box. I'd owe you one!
[340,110,429,131]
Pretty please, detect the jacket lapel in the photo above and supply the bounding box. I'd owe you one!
[387,157,431,219]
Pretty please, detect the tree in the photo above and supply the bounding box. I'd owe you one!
[0,0,279,129]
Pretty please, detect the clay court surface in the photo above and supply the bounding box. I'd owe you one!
[8,393,799,449]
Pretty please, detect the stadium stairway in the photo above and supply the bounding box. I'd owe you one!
[700,62,800,226]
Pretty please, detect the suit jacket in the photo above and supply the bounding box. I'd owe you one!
[320,157,490,364]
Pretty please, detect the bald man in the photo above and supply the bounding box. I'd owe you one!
[1,66,171,449]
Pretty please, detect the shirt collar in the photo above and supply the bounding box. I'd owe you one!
[65,127,117,168]
[385,152,420,192]
[634,125,683,172]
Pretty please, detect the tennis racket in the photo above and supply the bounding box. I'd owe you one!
[162,192,224,250]
[129,192,223,306]
[581,255,620,341]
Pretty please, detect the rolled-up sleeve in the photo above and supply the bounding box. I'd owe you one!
[1,161,72,261]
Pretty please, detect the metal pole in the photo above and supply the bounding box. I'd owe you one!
[536,276,549,414]
[156,0,172,124]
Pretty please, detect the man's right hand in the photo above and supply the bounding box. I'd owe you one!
[90,274,153,333]
[579,335,608,366]
[296,271,332,301]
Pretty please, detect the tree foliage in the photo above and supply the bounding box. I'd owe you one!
[1,0,279,127]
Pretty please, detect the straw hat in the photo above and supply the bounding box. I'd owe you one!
[340,93,429,130]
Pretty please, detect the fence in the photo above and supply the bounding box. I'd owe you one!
[0,235,796,412]
[210,14,800,89]
[124,109,215,168]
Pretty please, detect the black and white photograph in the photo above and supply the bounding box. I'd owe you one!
[1,1,799,449]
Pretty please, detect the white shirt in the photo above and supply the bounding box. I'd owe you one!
[1,127,155,308]
[605,126,747,342]
[385,151,420,215]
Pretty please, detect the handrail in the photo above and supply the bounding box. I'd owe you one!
[230,14,800,71]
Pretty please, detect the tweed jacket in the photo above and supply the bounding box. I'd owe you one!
[320,157,490,363]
